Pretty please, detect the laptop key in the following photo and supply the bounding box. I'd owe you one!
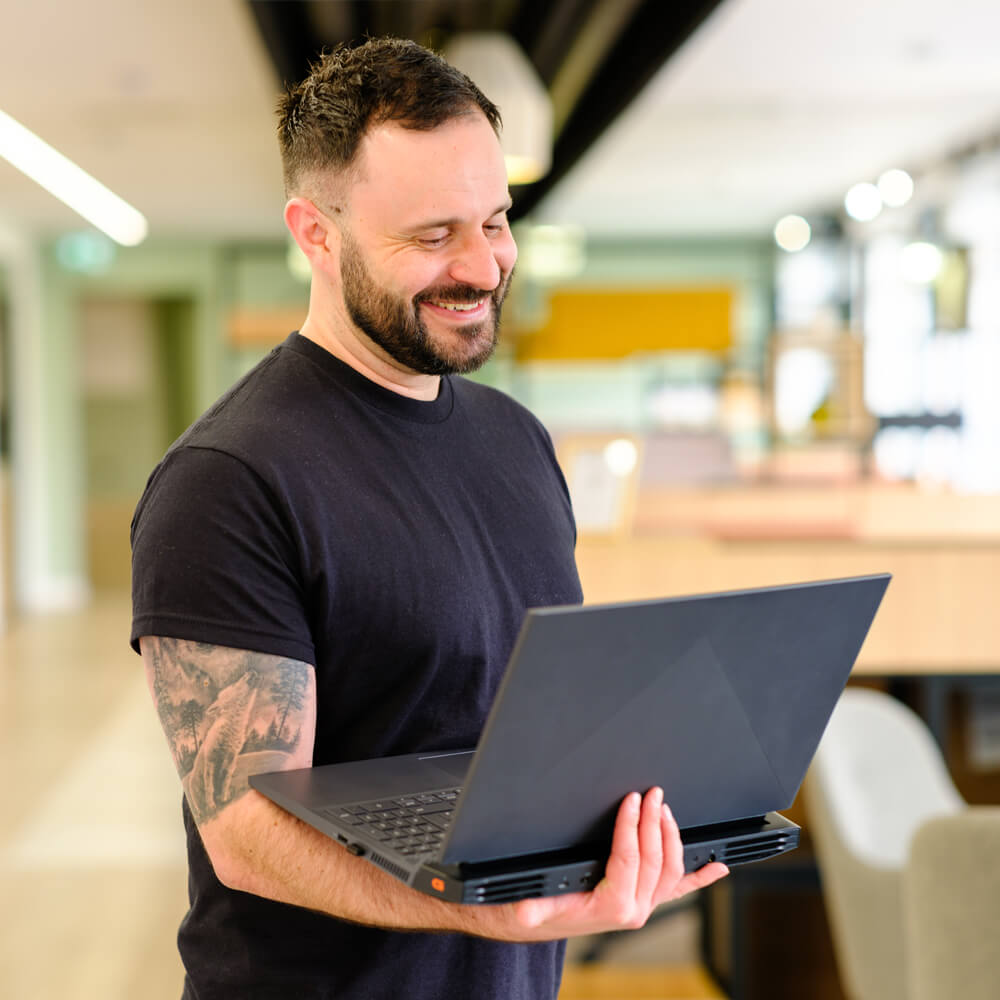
[425,812,453,830]
[411,803,452,815]
[329,788,462,844]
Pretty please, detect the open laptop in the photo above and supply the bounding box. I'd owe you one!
[251,573,890,903]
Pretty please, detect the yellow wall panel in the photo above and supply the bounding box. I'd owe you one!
[516,286,733,360]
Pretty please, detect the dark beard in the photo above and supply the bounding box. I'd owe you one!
[339,233,510,376]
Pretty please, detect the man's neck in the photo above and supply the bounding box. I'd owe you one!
[299,312,441,402]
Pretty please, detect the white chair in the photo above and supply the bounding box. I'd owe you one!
[803,687,964,1000]
[903,806,1000,1000]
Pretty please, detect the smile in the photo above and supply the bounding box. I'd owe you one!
[428,299,487,312]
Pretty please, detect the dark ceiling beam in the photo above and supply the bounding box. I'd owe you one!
[363,0,412,39]
[509,0,726,221]
[507,0,600,86]
[246,0,318,89]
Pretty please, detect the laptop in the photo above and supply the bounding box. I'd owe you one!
[251,573,890,903]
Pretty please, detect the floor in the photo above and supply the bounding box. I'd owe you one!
[0,594,723,999]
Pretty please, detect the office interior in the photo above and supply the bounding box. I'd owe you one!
[2,0,1000,997]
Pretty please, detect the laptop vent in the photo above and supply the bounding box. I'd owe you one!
[721,834,794,866]
[369,852,410,882]
[474,875,547,904]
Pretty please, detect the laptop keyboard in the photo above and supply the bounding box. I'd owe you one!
[319,788,461,857]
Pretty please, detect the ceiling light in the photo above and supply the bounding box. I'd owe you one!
[0,108,148,246]
[899,241,943,284]
[444,32,552,185]
[878,168,914,208]
[844,182,883,222]
[774,215,811,252]
[603,438,638,478]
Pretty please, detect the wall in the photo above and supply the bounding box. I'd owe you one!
[0,229,772,610]
[501,235,775,433]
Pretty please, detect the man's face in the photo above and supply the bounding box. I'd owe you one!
[333,114,518,376]
[339,227,511,375]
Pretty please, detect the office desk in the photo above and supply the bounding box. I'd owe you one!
[575,533,1000,676]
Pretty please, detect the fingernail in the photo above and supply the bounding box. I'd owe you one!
[662,802,674,821]
[629,792,642,810]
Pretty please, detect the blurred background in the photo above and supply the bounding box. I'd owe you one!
[2,1,1000,998]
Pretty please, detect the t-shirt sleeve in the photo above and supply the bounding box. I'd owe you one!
[130,445,316,665]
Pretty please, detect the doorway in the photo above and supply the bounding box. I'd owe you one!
[79,296,197,591]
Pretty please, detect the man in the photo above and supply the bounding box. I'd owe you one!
[131,37,727,999]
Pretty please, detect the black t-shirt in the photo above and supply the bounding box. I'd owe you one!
[131,333,583,999]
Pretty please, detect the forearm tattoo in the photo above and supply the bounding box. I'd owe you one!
[143,637,314,825]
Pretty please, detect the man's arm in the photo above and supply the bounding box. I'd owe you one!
[141,636,727,941]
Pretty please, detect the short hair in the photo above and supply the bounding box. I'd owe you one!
[277,37,502,197]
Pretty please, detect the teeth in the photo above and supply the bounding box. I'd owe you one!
[432,300,484,312]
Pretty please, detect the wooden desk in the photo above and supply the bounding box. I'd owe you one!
[576,534,1000,676]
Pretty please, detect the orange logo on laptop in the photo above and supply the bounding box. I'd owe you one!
[431,878,445,893]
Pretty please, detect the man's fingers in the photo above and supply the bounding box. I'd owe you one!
[599,792,642,901]
[651,800,731,907]
[634,787,665,907]
[651,799,685,902]
[670,861,730,899]
[503,794,729,941]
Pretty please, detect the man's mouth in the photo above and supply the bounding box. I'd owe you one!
[426,298,487,312]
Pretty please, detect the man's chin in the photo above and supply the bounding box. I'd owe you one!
[426,343,496,375]
[424,324,498,374]
[447,350,495,375]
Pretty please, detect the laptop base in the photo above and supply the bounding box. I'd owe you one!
[414,812,800,904]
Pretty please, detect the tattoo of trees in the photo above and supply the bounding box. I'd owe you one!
[144,638,313,825]
[271,661,309,742]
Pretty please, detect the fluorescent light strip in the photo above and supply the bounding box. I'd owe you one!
[0,109,148,246]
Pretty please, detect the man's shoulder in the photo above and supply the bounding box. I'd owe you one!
[172,339,330,462]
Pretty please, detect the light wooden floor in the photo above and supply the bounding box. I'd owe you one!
[0,597,189,999]
[559,964,724,999]
[0,595,724,999]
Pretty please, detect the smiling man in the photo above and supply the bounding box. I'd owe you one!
[290,109,516,389]
[130,37,725,1000]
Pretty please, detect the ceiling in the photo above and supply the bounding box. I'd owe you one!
[2,0,1000,243]
[539,0,1000,236]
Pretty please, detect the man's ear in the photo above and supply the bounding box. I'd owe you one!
[284,198,341,270]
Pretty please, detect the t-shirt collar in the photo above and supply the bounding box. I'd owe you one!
[284,331,454,424]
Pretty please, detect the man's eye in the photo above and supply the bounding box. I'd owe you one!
[417,235,448,248]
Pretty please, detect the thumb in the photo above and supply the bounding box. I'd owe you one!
[512,896,550,928]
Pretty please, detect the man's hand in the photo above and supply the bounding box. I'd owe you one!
[492,787,728,940]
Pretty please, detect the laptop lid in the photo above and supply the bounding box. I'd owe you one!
[440,573,890,864]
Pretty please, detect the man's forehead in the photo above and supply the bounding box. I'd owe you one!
[351,116,508,212]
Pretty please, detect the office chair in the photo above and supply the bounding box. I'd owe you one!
[903,807,1000,1000]
[803,687,964,1000]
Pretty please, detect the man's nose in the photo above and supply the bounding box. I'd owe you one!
[448,231,502,290]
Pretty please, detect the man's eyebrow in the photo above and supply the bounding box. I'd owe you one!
[405,198,513,232]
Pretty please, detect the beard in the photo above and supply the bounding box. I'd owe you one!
[339,232,511,376]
